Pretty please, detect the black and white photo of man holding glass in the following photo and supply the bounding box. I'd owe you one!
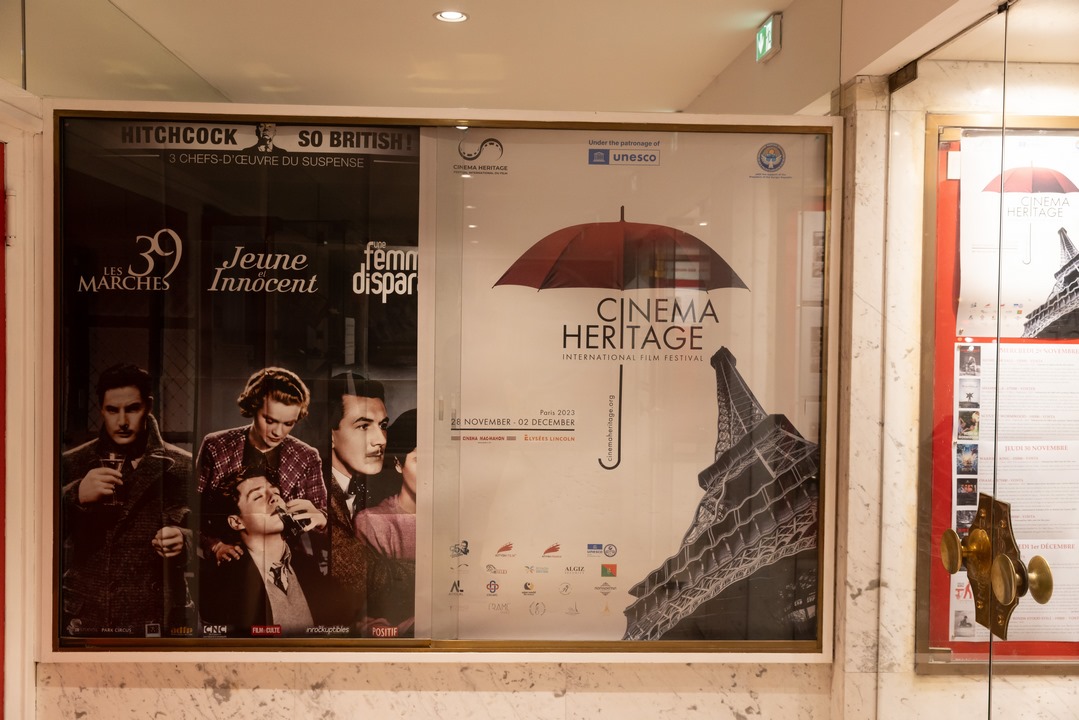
[60,363,193,637]
[199,468,346,636]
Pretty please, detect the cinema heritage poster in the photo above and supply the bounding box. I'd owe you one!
[434,127,829,641]
[56,116,419,644]
[935,131,1079,646]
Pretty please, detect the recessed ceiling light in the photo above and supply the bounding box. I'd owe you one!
[435,10,469,23]
[456,125,469,130]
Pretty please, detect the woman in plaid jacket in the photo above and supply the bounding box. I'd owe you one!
[196,367,327,565]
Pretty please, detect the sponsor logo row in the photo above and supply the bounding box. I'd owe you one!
[449,579,619,597]
[480,562,617,576]
[452,540,617,558]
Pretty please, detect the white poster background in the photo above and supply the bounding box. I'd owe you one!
[434,127,828,640]
[957,133,1079,338]
[948,341,1079,641]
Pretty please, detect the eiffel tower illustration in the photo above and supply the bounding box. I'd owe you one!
[1022,227,1079,338]
[623,347,820,641]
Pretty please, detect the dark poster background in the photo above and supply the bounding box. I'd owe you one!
[56,116,419,644]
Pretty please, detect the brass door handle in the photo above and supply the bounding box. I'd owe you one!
[991,553,1053,606]
[940,527,991,575]
[939,493,1053,639]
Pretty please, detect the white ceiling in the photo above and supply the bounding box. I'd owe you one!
[929,0,1079,65]
[11,0,1076,113]
[22,0,798,112]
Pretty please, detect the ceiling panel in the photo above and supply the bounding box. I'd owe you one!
[103,0,789,111]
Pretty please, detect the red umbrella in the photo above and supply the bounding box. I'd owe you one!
[982,167,1079,265]
[983,167,1079,194]
[494,208,748,291]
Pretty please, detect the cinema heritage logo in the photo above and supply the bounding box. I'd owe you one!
[458,136,503,161]
[454,134,508,176]
[77,228,183,293]
[563,297,720,352]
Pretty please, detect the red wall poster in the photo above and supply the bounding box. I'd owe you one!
[928,127,1079,659]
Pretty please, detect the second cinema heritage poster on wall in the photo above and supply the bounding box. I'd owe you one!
[55,116,420,644]
[433,126,831,643]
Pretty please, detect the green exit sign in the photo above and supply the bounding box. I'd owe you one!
[756,13,782,63]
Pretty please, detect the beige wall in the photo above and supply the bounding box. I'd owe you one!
[8,7,1079,714]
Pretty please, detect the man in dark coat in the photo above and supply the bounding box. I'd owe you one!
[60,363,193,637]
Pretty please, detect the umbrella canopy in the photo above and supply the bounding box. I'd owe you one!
[983,166,1079,194]
[495,209,748,291]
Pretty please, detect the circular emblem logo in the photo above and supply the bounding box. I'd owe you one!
[603,544,618,557]
[757,143,786,173]
[559,582,572,595]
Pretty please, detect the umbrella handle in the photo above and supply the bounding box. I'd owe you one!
[598,364,623,471]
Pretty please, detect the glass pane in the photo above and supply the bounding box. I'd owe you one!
[898,3,1006,715]
[993,0,1079,710]
[431,124,832,645]
[0,0,23,89]
[23,0,222,101]
[907,0,1079,712]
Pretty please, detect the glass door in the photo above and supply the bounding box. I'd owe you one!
[986,0,1079,710]
[909,0,1079,715]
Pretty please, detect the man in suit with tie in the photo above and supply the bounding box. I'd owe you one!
[325,371,391,631]
[199,468,342,636]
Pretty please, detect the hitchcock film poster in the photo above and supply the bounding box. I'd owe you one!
[56,116,419,645]
[434,127,829,642]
